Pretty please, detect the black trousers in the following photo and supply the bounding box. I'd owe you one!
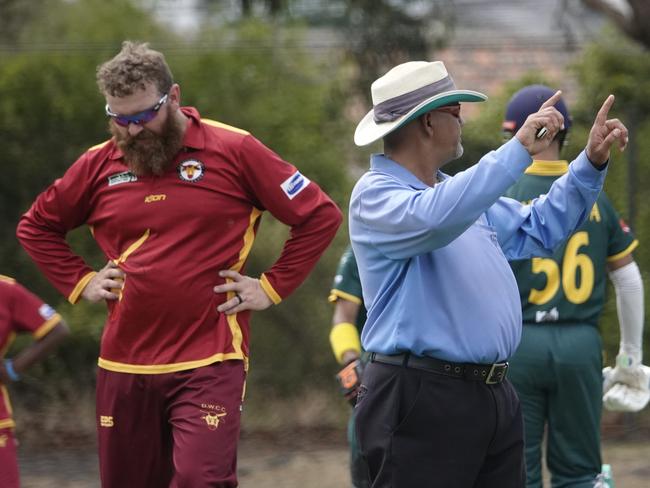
[354,361,525,488]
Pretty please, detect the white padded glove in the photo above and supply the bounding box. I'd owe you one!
[602,355,650,412]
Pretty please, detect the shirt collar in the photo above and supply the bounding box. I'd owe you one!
[108,106,205,161]
[370,153,443,190]
[180,107,205,150]
[524,160,569,176]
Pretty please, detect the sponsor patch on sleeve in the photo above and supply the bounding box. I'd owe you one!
[38,303,57,320]
[280,171,310,200]
[108,171,138,186]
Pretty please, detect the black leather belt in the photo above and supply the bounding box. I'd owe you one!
[370,352,508,385]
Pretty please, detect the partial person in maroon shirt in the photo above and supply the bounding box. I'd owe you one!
[17,41,342,487]
[0,275,69,488]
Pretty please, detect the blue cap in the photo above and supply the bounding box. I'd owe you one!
[502,84,571,134]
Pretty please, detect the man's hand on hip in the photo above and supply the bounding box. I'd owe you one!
[81,261,125,302]
[214,270,273,315]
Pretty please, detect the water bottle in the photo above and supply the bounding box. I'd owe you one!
[593,464,614,488]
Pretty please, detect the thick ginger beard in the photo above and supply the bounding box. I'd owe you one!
[111,108,185,177]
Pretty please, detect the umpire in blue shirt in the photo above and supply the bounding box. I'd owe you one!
[349,61,628,488]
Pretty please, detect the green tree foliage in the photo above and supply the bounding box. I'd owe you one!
[343,0,440,102]
[195,0,452,104]
[0,0,46,43]
[197,0,286,19]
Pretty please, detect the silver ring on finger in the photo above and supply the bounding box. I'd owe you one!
[535,127,549,139]
[235,293,244,305]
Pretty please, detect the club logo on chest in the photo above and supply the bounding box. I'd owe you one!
[178,160,205,182]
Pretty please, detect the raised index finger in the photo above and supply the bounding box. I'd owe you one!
[540,90,562,110]
[595,94,615,125]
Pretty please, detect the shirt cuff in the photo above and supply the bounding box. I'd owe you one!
[570,150,608,190]
[259,274,282,305]
[68,271,97,304]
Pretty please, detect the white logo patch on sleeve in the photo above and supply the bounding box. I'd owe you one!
[38,303,56,320]
[280,171,310,200]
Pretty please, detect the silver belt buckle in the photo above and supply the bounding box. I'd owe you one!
[485,362,508,384]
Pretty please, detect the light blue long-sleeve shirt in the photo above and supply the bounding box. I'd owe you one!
[349,138,606,364]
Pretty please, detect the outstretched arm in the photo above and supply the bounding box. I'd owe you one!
[494,94,630,259]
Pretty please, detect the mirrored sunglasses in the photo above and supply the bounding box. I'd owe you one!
[105,93,168,127]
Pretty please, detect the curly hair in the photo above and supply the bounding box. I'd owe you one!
[96,41,173,97]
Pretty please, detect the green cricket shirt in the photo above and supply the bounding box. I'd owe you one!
[506,160,638,327]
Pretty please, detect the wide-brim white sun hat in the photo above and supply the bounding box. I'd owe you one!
[354,61,488,146]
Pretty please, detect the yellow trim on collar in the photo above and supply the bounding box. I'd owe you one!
[328,289,363,305]
[607,240,639,263]
[98,353,245,374]
[87,139,111,152]
[524,160,569,176]
[0,418,15,430]
[203,119,250,136]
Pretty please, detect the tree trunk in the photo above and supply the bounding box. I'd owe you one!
[582,0,650,48]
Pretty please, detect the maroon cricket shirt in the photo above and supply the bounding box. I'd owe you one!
[17,108,341,374]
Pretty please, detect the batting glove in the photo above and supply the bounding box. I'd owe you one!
[602,354,650,412]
